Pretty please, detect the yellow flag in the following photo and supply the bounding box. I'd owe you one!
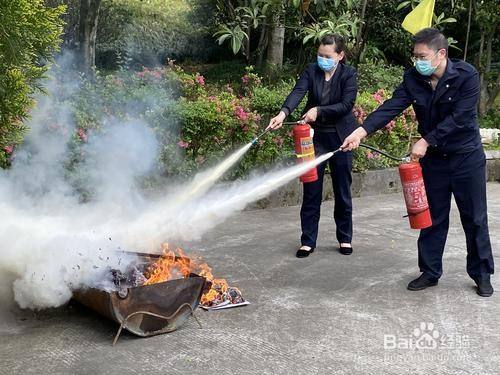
[402,0,435,35]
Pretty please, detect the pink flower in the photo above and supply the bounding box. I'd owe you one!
[226,85,233,94]
[241,125,249,133]
[136,71,145,78]
[77,128,87,143]
[242,74,250,84]
[373,93,383,104]
[234,106,248,121]
[384,120,396,131]
[4,145,13,154]
[177,140,189,149]
[367,151,374,159]
[207,96,216,102]
[195,74,205,86]
[373,89,386,105]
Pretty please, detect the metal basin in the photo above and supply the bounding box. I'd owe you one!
[73,255,207,345]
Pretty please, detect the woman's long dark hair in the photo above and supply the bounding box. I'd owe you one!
[320,34,347,63]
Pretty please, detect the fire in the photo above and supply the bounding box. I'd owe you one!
[143,243,240,307]
[143,245,191,285]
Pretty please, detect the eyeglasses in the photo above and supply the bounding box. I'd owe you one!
[411,51,439,63]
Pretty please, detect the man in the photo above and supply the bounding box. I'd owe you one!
[342,28,494,297]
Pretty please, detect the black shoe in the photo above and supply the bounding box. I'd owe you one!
[473,276,494,297]
[296,246,314,258]
[339,245,353,255]
[407,273,439,291]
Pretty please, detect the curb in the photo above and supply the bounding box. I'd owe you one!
[248,157,500,210]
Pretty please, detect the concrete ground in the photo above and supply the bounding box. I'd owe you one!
[1,183,500,375]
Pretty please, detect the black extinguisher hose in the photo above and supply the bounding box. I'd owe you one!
[359,143,410,162]
[255,122,410,162]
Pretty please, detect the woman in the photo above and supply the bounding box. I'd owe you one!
[267,34,358,258]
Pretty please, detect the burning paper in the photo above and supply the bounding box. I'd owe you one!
[126,244,249,310]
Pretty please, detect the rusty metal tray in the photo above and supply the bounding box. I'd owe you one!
[73,254,207,345]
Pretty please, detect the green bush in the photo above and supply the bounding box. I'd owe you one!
[0,0,65,167]
[352,90,417,172]
[96,0,214,68]
[45,62,417,182]
[479,109,500,129]
[357,60,404,93]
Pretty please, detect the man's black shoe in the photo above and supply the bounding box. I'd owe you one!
[407,273,439,291]
[473,276,494,297]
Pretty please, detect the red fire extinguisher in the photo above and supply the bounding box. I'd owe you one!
[398,162,432,229]
[293,123,318,183]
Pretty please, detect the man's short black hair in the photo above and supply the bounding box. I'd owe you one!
[412,28,448,52]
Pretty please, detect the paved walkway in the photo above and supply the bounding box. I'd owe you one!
[1,183,499,375]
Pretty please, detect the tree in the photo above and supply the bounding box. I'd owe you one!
[45,0,101,74]
[0,0,65,167]
[76,0,102,74]
[475,0,499,115]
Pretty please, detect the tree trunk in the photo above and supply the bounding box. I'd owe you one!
[76,0,101,75]
[255,24,268,67]
[478,31,486,115]
[266,24,284,67]
[463,0,473,61]
[245,26,251,63]
[355,0,369,64]
[481,23,498,114]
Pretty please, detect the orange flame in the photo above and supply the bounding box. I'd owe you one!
[143,244,233,306]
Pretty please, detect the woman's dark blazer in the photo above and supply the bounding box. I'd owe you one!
[280,62,358,141]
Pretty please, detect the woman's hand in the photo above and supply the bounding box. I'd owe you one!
[301,107,318,123]
[266,111,286,130]
[341,127,368,151]
[411,138,429,160]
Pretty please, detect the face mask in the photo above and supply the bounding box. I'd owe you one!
[414,52,439,76]
[317,56,338,72]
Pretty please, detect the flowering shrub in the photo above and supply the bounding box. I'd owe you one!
[171,65,294,178]
[20,61,418,183]
[352,89,417,172]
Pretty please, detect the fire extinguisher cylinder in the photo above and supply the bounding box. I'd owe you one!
[398,162,432,229]
[292,123,318,183]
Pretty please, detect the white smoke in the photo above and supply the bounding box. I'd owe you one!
[0,59,332,310]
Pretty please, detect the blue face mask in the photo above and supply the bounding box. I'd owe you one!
[317,56,338,72]
[414,52,438,76]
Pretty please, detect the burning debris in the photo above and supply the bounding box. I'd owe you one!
[72,245,248,344]
[105,244,248,310]
[140,244,248,310]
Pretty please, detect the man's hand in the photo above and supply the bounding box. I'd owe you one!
[301,107,318,124]
[341,127,368,151]
[267,111,286,130]
[411,138,429,160]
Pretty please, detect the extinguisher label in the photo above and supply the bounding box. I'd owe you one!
[299,137,315,161]
[403,181,429,213]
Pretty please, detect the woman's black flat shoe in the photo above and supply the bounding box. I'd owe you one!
[339,246,353,255]
[296,247,315,258]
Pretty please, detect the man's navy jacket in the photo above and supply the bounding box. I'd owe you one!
[362,58,482,154]
[280,62,358,141]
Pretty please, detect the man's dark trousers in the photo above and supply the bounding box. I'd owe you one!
[418,147,494,280]
[300,131,353,248]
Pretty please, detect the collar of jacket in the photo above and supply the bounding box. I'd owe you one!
[313,62,344,101]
